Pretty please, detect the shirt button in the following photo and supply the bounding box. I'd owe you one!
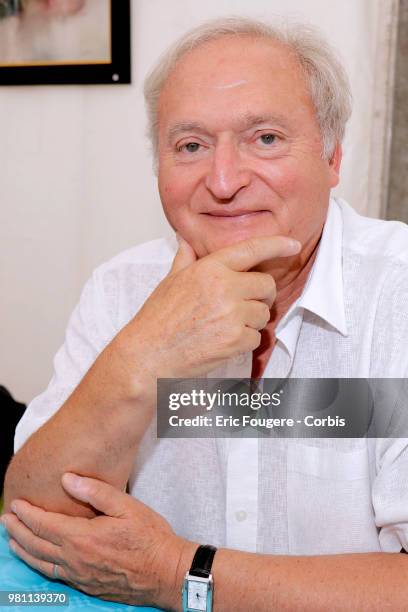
[235,510,248,522]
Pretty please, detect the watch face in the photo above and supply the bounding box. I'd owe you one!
[187,579,208,611]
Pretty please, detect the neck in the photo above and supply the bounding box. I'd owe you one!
[256,229,323,329]
[250,231,322,379]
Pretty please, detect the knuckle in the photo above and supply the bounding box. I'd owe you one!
[211,292,236,321]
[261,302,270,318]
[68,533,92,559]
[195,257,210,276]
[76,532,94,551]
[31,519,42,539]
[70,556,87,577]
[222,299,238,319]
[24,540,35,557]
[265,275,276,295]
[253,330,262,348]
[246,329,261,350]
[225,322,244,347]
[261,305,271,327]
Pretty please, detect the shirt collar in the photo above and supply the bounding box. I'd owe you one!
[299,197,348,336]
[275,197,348,346]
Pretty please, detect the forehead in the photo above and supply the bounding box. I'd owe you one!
[158,35,315,130]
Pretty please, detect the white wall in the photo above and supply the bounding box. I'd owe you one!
[0,0,398,402]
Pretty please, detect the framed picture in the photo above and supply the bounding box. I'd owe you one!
[0,0,131,85]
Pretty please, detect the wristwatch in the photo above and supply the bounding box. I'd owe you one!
[182,544,217,611]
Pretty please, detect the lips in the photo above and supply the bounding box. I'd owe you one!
[203,210,269,217]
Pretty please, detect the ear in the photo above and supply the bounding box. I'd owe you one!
[328,142,342,188]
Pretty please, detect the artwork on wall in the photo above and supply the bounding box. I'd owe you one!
[0,0,130,85]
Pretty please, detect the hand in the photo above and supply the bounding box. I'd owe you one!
[116,235,300,387]
[1,473,196,609]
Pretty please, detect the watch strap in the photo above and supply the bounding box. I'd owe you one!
[189,544,217,578]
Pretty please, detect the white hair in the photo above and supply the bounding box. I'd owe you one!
[144,16,352,167]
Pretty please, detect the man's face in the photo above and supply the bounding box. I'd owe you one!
[157,35,341,259]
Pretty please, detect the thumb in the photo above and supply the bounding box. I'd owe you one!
[169,234,197,274]
[61,473,129,518]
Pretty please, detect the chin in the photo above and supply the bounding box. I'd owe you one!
[198,237,250,257]
[204,228,280,255]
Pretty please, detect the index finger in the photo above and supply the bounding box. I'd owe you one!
[11,499,85,546]
[208,236,301,271]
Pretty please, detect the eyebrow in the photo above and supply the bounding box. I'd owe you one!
[166,112,291,145]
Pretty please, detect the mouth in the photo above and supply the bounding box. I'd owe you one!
[202,210,270,219]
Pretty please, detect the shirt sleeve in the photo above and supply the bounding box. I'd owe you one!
[370,263,408,552]
[373,436,408,552]
[14,268,118,453]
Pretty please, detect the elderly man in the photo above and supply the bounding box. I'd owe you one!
[3,16,408,612]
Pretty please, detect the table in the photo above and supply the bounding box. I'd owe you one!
[0,525,163,611]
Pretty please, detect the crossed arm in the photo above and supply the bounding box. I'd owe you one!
[3,237,408,610]
[4,236,294,515]
[2,475,408,611]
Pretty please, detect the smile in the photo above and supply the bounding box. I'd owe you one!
[203,210,270,219]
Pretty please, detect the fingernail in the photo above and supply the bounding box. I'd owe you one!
[63,472,82,489]
[11,502,17,514]
[0,515,8,527]
[288,239,301,253]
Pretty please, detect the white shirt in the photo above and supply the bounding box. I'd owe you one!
[15,198,408,556]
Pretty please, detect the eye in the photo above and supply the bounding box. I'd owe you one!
[178,141,201,153]
[258,133,277,146]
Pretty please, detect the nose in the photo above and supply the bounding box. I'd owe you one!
[205,139,250,201]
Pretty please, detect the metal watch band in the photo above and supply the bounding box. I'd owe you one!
[189,544,217,578]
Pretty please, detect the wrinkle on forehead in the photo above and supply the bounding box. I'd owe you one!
[214,79,248,90]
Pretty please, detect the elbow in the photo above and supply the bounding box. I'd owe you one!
[3,450,96,519]
[3,450,35,513]
[3,454,18,513]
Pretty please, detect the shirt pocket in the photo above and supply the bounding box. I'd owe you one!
[286,441,380,555]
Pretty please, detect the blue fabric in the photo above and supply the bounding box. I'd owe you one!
[0,525,164,611]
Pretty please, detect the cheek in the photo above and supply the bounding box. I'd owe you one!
[260,158,307,196]
[158,173,185,223]
[159,172,203,247]
[158,160,197,204]
[159,172,178,203]
[258,158,329,242]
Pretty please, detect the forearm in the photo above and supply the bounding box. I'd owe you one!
[4,335,155,517]
[199,549,408,612]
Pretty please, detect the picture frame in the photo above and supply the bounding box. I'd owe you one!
[0,0,131,85]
